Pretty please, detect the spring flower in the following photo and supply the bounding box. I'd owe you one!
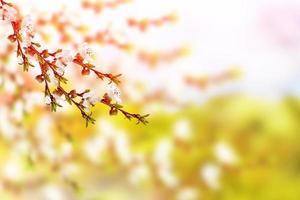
[53,93,65,106]
[79,42,93,63]
[42,185,67,200]
[44,95,52,105]
[84,135,108,163]
[214,142,237,165]
[107,82,122,103]
[56,62,65,76]
[46,69,58,86]
[1,4,17,22]
[173,119,190,141]
[21,15,34,35]
[82,93,101,112]
[3,158,24,182]
[128,163,150,185]
[176,187,198,200]
[82,99,91,113]
[20,16,34,47]
[158,168,178,188]
[56,50,73,64]
[114,131,131,165]
[200,163,221,190]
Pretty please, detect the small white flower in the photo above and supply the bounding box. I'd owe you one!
[60,143,73,158]
[3,158,23,182]
[84,136,108,163]
[56,62,65,76]
[173,119,191,141]
[214,142,237,165]
[20,16,34,47]
[79,43,93,63]
[21,15,34,35]
[53,94,65,106]
[44,95,51,105]
[82,93,101,106]
[114,131,131,165]
[56,50,73,64]
[82,99,91,113]
[107,82,122,103]
[22,34,33,47]
[1,4,17,22]
[46,69,58,86]
[128,163,150,185]
[154,139,173,168]
[158,168,178,188]
[176,187,198,200]
[42,185,66,200]
[200,163,221,190]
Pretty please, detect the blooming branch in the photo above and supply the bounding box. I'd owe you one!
[0,0,149,126]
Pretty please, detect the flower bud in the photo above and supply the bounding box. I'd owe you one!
[109,107,118,116]
[81,67,90,76]
[35,74,45,83]
[69,90,77,98]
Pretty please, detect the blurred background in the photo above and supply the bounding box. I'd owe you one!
[1,0,300,199]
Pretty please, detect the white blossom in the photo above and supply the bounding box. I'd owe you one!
[53,94,66,106]
[214,142,237,165]
[46,69,58,86]
[56,62,65,76]
[56,50,73,64]
[84,135,108,164]
[1,4,17,22]
[114,131,131,165]
[154,139,173,168]
[158,168,178,188]
[173,119,191,141]
[83,93,101,105]
[41,185,67,200]
[21,15,34,35]
[2,158,24,182]
[107,82,122,103]
[60,143,73,159]
[176,187,199,200]
[82,99,91,113]
[44,95,52,105]
[79,42,93,63]
[128,163,150,185]
[200,163,221,190]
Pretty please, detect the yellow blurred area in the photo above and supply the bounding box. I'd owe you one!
[0,95,300,199]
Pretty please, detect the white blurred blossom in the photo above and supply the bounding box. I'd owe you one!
[46,69,58,86]
[56,50,73,64]
[128,163,150,185]
[158,168,178,188]
[41,185,67,200]
[176,187,199,200]
[1,4,17,22]
[79,42,93,63]
[114,131,132,165]
[84,135,108,164]
[173,119,191,141]
[214,142,237,165]
[200,163,221,190]
[107,82,122,103]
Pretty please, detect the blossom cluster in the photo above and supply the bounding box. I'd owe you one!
[0,0,149,126]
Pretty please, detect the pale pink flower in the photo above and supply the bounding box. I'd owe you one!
[44,95,51,105]
[1,4,17,22]
[107,82,122,103]
[79,43,93,63]
[56,50,73,64]
[46,70,58,86]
